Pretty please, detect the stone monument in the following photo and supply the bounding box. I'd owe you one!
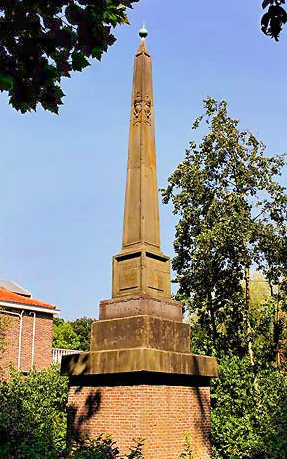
[61,28,218,459]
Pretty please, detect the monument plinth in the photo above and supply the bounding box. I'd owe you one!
[62,29,217,459]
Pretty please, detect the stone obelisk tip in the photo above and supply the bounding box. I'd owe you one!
[139,25,148,39]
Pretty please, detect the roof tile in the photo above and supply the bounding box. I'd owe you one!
[0,289,56,310]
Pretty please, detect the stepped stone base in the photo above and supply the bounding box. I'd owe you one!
[61,297,217,459]
[99,294,182,322]
[91,315,190,353]
[67,373,212,459]
[61,348,217,377]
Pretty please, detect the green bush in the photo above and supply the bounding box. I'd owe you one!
[211,355,287,459]
[71,437,145,459]
[0,364,68,458]
[0,366,145,459]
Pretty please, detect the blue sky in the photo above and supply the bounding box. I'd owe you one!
[1,0,287,320]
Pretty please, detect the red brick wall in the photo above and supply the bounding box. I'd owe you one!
[32,312,53,370]
[0,307,53,377]
[67,383,212,459]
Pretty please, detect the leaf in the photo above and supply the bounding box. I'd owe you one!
[65,4,82,26]
[71,51,90,71]
[103,12,119,27]
[42,102,59,114]
[91,46,102,60]
[279,5,287,22]
[262,0,272,9]
[0,72,14,91]
[261,12,271,33]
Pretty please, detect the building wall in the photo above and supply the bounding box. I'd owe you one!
[0,307,53,377]
[67,382,212,459]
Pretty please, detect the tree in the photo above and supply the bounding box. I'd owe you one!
[161,97,287,364]
[161,98,287,458]
[70,317,93,351]
[53,317,93,350]
[0,0,139,114]
[53,320,81,350]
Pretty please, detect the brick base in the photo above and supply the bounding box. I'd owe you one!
[67,374,212,459]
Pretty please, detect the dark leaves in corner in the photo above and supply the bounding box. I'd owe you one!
[0,0,139,114]
[261,0,287,40]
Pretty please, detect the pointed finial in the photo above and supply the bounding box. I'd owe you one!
[139,23,148,39]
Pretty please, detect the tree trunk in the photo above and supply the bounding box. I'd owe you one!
[275,286,281,369]
[268,282,281,367]
[245,266,259,392]
[208,292,217,350]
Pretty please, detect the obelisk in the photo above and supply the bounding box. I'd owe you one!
[62,28,218,459]
[122,27,161,254]
[111,26,171,301]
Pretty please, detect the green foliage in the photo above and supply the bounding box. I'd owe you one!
[71,317,94,351]
[188,293,287,458]
[53,320,81,350]
[178,433,196,459]
[53,317,93,351]
[249,271,271,309]
[0,1,139,113]
[188,292,287,368]
[0,366,145,458]
[0,364,69,458]
[211,356,287,459]
[72,437,144,459]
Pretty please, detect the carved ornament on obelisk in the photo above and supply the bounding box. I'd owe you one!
[112,29,171,299]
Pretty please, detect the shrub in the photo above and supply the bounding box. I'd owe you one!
[0,366,145,459]
[211,355,287,459]
[71,436,145,459]
[0,364,68,458]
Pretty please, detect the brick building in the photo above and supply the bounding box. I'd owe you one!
[0,280,59,376]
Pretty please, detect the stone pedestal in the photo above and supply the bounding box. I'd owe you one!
[61,295,218,459]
